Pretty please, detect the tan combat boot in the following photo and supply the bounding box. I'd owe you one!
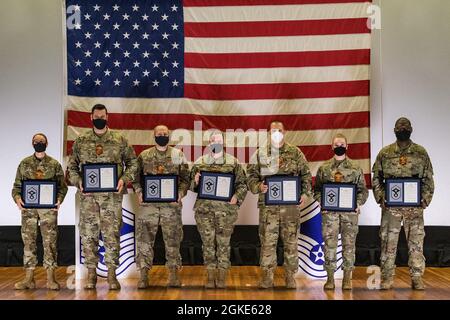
[14,268,36,290]
[84,268,97,289]
[168,267,181,287]
[342,270,352,290]
[412,276,425,290]
[323,269,335,290]
[137,268,149,289]
[380,275,393,290]
[46,268,60,290]
[108,267,121,290]
[205,268,216,289]
[259,268,274,289]
[285,270,297,289]
[216,268,227,289]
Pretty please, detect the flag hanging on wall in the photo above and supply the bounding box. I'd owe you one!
[64,0,372,279]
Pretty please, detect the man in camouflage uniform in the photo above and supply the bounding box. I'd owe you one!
[190,130,248,289]
[132,125,190,289]
[247,121,312,289]
[372,117,434,290]
[12,133,68,290]
[314,133,368,291]
[67,104,138,290]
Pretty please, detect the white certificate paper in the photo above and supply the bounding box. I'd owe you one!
[100,167,115,189]
[216,176,231,198]
[339,187,354,209]
[39,184,54,205]
[160,179,175,199]
[282,181,297,202]
[404,182,419,203]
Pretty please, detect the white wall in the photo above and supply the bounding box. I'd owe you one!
[0,0,76,225]
[1,0,449,226]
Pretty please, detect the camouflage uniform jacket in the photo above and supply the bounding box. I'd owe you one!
[12,154,68,204]
[247,142,312,206]
[372,141,434,207]
[67,129,138,191]
[132,146,190,198]
[314,157,368,208]
[190,152,248,210]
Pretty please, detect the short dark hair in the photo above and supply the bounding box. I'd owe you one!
[32,133,48,144]
[91,104,108,114]
[395,117,411,127]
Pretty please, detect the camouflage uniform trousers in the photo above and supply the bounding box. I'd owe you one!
[21,209,58,269]
[194,208,238,270]
[135,204,183,270]
[259,206,301,272]
[380,207,425,278]
[322,212,359,272]
[79,192,123,269]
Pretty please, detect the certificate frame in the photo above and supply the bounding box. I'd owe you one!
[82,163,118,193]
[385,178,421,207]
[21,180,57,209]
[264,175,301,206]
[321,183,357,212]
[198,171,235,202]
[143,174,178,203]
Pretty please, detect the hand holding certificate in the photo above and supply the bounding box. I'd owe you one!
[21,180,58,209]
[385,178,421,207]
[82,163,118,193]
[143,175,178,203]
[321,183,357,212]
[198,171,235,202]
[264,175,301,205]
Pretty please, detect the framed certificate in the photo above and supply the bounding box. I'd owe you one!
[82,163,118,193]
[265,175,301,205]
[385,178,421,207]
[21,180,57,209]
[321,183,357,212]
[143,175,178,203]
[198,171,235,202]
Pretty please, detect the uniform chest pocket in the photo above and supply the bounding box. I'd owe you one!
[279,155,297,174]
[99,143,122,163]
[42,167,56,179]
[80,143,97,161]
[155,160,177,174]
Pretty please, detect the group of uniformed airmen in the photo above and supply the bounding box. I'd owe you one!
[11,104,434,292]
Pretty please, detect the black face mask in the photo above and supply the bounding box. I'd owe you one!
[33,142,47,153]
[155,135,169,147]
[93,118,107,130]
[395,129,411,142]
[210,144,223,154]
[333,146,347,156]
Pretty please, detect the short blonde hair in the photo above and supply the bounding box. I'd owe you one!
[332,133,348,145]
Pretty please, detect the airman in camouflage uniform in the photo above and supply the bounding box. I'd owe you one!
[12,133,68,290]
[190,130,248,289]
[372,118,434,290]
[67,104,138,290]
[247,121,312,289]
[314,133,368,290]
[132,125,190,289]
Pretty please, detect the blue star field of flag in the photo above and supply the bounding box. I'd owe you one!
[66,0,184,98]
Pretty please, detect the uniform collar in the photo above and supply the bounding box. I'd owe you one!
[331,156,350,167]
[204,152,230,164]
[394,140,414,153]
[91,127,111,140]
[155,146,170,155]
[33,153,48,162]
[269,141,288,154]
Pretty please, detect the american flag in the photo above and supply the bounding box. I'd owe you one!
[64,0,372,184]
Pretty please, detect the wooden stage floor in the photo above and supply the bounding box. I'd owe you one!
[1,266,450,300]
